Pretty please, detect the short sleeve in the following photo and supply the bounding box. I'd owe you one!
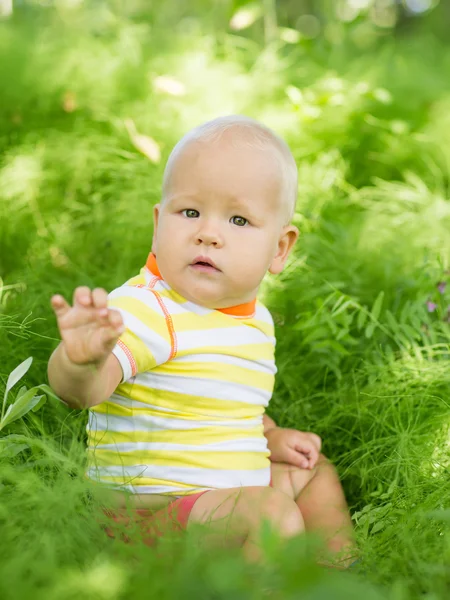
[254,301,276,346]
[108,285,173,383]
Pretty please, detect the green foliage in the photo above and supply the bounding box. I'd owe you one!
[1,1,450,598]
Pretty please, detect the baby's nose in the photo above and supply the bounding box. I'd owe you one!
[196,223,223,246]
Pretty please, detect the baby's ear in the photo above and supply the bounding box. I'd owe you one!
[268,225,299,275]
[152,203,160,253]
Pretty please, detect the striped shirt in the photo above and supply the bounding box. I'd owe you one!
[85,253,276,496]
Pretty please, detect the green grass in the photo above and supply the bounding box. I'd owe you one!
[1,2,449,598]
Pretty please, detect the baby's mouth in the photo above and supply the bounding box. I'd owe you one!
[190,257,221,273]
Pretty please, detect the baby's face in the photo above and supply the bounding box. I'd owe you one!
[152,136,298,309]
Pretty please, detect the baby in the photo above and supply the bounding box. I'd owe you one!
[48,116,354,565]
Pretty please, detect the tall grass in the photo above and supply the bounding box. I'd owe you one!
[1,2,449,598]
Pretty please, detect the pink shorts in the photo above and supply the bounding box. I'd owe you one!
[103,479,273,547]
[102,491,210,547]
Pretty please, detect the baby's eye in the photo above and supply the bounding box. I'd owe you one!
[231,216,248,227]
[182,209,200,218]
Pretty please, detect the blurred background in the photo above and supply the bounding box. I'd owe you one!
[0,2,449,599]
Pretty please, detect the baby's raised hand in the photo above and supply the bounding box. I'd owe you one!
[51,287,125,367]
[265,428,322,470]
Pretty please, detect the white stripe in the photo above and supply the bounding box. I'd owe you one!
[108,392,180,413]
[138,371,272,405]
[111,345,133,383]
[87,411,263,433]
[91,438,269,453]
[255,302,274,325]
[92,482,207,495]
[150,274,273,324]
[101,393,265,417]
[114,309,170,366]
[86,464,271,488]
[149,280,212,316]
[176,326,274,351]
[172,353,275,373]
[112,284,188,315]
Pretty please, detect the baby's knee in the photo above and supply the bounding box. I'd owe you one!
[317,453,338,477]
[258,489,304,537]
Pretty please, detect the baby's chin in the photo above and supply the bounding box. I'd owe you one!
[182,288,233,309]
[178,283,247,310]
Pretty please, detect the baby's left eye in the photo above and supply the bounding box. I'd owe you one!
[231,216,248,227]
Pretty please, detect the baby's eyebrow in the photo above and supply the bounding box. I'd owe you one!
[165,193,200,207]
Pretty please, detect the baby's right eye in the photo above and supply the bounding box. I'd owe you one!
[182,209,200,218]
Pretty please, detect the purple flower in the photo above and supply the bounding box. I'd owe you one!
[437,281,446,294]
[427,301,437,313]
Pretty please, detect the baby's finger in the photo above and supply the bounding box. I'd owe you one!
[287,448,310,470]
[51,295,71,319]
[99,323,124,349]
[107,309,125,331]
[299,443,319,469]
[92,288,109,311]
[73,286,93,308]
[293,442,316,469]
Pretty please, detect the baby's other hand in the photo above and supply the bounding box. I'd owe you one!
[51,287,125,367]
[266,428,322,470]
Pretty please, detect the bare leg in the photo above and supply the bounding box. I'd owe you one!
[187,485,305,562]
[271,455,356,567]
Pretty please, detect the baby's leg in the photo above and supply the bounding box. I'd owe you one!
[271,455,355,567]
[187,486,304,562]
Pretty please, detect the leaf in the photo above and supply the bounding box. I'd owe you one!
[356,309,368,331]
[4,357,33,399]
[285,85,303,106]
[279,27,301,44]
[124,119,160,163]
[370,291,384,322]
[16,386,27,399]
[313,340,349,355]
[153,75,186,97]
[0,390,44,431]
[400,323,421,341]
[0,442,29,458]
[31,395,47,413]
[371,521,386,534]
[365,322,376,339]
[385,309,400,332]
[229,3,262,31]
[35,384,61,402]
[332,299,355,317]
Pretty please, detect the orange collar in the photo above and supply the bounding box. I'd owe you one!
[145,253,256,318]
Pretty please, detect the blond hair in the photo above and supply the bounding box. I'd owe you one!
[162,115,298,225]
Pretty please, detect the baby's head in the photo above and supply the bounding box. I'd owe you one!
[152,115,299,309]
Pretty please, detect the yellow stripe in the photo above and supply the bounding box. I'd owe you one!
[248,318,274,337]
[87,425,264,446]
[124,274,147,286]
[86,473,258,495]
[117,329,157,372]
[108,296,170,342]
[90,397,264,420]
[155,361,273,390]
[156,287,187,306]
[88,449,270,470]
[120,385,265,418]
[90,401,132,417]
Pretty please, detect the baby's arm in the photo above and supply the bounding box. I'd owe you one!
[48,286,124,409]
[263,413,277,433]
